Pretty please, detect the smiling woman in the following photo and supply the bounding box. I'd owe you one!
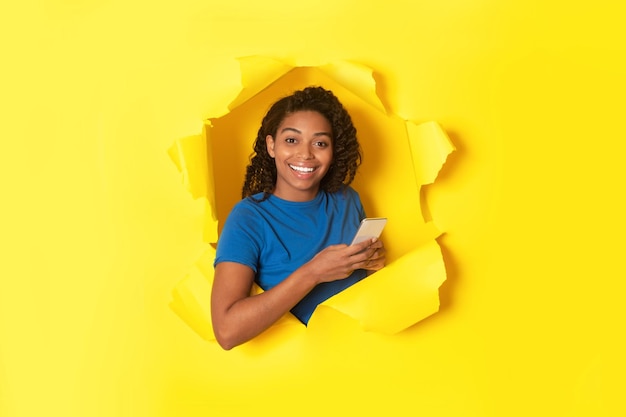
[210,86,387,350]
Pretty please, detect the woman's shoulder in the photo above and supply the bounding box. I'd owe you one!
[324,185,364,214]
[221,195,271,235]
[327,184,361,201]
[225,193,266,217]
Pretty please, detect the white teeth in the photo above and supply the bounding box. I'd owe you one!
[289,165,314,173]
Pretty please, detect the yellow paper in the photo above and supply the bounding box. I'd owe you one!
[317,240,446,334]
[168,133,219,243]
[227,56,295,110]
[169,57,454,343]
[4,2,625,416]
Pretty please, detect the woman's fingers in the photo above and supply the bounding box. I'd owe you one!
[310,239,386,281]
[356,239,386,271]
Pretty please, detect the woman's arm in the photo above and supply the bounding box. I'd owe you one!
[211,238,383,350]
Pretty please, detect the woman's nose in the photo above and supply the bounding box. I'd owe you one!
[297,144,314,159]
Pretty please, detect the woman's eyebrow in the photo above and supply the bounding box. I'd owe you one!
[280,127,301,134]
[279,127,332,137]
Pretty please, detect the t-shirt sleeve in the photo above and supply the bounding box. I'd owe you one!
[214,203,262,272]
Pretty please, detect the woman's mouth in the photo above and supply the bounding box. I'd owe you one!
[289,164,316,173]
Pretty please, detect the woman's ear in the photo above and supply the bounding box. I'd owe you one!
[266,135,275,158]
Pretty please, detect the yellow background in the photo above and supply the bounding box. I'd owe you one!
[1,1,625,416]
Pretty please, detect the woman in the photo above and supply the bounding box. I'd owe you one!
[211,86,386,350]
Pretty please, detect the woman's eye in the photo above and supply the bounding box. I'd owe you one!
[285,137,296,143]
[315,141,329,148]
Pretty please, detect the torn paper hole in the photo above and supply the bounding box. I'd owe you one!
[169,57,455,345]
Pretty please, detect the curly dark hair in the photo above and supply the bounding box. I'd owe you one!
[242,86,362,200]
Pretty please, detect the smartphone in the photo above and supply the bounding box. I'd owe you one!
[350,217,387,245]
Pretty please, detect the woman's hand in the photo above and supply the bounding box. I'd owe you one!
[362,238,386,273]
[303,238,386,283]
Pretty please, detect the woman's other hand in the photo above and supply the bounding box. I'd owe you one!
[304,238,386,283]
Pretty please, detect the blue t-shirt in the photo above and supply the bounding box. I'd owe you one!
[214,186,367,324]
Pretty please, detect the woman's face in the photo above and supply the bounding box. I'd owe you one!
[266,110,333,202]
